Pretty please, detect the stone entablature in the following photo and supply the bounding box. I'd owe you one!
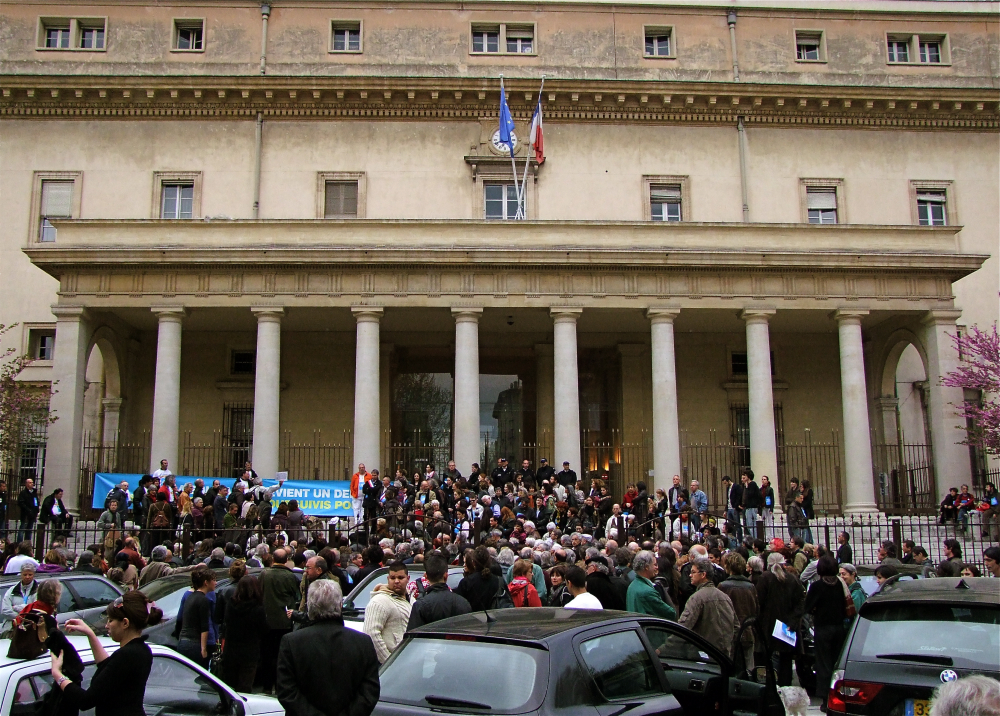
[25,220,984,308]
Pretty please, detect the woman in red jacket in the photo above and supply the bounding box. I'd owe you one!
[508,559,542,608]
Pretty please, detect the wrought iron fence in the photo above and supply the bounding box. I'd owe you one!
[582,429,652,501]
[682,430,843,514]
[872,441,936,515]
[79,431,151,514]
[383,429,453,481]
[282,430,352,481]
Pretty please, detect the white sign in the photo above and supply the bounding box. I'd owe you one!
[772,620,797,647]
[275,471,288,482]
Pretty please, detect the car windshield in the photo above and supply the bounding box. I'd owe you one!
[853,603,1000,670]
[379,637,547,713]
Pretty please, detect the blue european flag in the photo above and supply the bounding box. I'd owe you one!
[498,82,516,158]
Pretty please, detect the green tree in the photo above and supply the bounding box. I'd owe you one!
[0,324,56,469]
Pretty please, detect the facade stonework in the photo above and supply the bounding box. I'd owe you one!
[1,0,997,515]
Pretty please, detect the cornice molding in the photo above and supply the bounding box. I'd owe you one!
[2,76,997,128]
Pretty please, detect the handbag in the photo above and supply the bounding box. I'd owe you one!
[7,610,50,660]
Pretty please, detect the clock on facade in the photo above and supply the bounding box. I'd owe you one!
[490,128,518,154]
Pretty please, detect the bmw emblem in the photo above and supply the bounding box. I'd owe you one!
[940,670,959,683]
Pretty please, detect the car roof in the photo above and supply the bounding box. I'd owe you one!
[0,634,110,669]
[345,565,463,598]
[864,577,1000,605]
[409,607,638,641]
[0,572,114,587]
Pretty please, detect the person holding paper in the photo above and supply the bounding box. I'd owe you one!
[755,551,805,687]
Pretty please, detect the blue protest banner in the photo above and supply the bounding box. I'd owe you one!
[92,474,354,516]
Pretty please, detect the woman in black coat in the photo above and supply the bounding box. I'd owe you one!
[804,556,848,704]
[221,575,268,693]
[51,591,164,716]
[454,545,501,611]
[755,553,805,687]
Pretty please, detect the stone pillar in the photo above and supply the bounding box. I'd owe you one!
[251,308,284,480]
[453,308,483,473]
[150,307,186,474]
[45,306,90,512]
[741,309,778,482]
[353,308,383,473]
[922,309,971,501]
[648,308,681,491]
[835,309,878,513]
[551,308,582,473]
[535,345,554,456]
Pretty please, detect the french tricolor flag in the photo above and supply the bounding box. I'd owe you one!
[528,96,544,164]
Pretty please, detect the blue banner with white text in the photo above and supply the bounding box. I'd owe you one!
[92,474,354,516]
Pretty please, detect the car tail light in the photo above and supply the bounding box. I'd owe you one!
[827,671,883,713]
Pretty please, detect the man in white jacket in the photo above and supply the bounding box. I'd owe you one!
[362,561,412,664]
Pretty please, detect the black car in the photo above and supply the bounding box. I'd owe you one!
[827,577,1000,714]
[374,608,769,716]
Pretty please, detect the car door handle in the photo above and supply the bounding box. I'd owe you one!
[689,679,706,692]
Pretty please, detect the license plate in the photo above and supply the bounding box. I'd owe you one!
[906,699,931,716]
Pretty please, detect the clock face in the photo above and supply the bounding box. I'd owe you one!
[491,128,518,154]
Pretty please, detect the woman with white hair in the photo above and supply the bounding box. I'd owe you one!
[930,674,1000,716]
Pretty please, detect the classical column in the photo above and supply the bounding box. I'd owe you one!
[251,307,283,480]
[551,308,582,473]
[353,308,383,473]
[100,398,123,445]
[44,306,90,513]
[453,308,483,473]
[535,345,555,456]
[149,307,186,474]
[835,309,878,513]
[648,308,682,490]
[741,309,778,482]
[922,309,972,501]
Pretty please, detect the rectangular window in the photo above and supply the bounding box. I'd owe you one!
[650,185,682,222]
[174,20,204,51]
[917,190,947,226]
[45,25,71,49]
[324,181,359,217]
[230,350,255,375]
[39,180,73,242]
[578,631,663,700]
[484,183,519,220]
[29,330,56,361]
[472,26,500,54]
[643,26,674,58]
[505,25,533,54]
[806,188,838,224]
[160,184,194,219]
[887,38,910,63]
[79,25,104,49]
[331,23,361,52]
[919,40,941,64]
[795,31,823,61]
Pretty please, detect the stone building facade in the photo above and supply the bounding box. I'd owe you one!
[1,0,997,515]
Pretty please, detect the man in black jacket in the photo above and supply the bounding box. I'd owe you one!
[516,459,536,490]
[39,488,72,538]
[17,478,39,542]
[535,457,555,486]
[584,555,625,610]
[557,461,579,506]
[362,469,382,523]
[407,553,471,629]
[277,579,380,716]
[723,475,744,541]
[740,470,762,538]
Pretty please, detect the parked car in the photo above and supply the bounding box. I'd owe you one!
[138,567,262,647]
[0,573,123,634]
[0,634,283,716]
[827,577,1000,714]
[854,563,926,597]
[374,608,769,716]
[342,565,464,632]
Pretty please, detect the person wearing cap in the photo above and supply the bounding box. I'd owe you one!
[1,562,39,626]
[838,563,866,617]
[536,457,555,485]
[491,457,514,486]
[557,461,579,506]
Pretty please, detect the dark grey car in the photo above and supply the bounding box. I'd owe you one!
[0,573,123,632]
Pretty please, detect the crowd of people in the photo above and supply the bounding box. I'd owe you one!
[0,457,997,716]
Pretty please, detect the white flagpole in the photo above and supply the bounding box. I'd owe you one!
[519,75,545,219]
[500,75,522,220]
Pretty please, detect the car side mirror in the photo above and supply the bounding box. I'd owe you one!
[228,698,246,716]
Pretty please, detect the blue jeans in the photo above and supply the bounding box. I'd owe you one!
[727,508,743,540]
[743,508,759,538]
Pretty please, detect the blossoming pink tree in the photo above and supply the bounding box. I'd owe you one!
[943,322,999,456]
[0,323,56,465]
